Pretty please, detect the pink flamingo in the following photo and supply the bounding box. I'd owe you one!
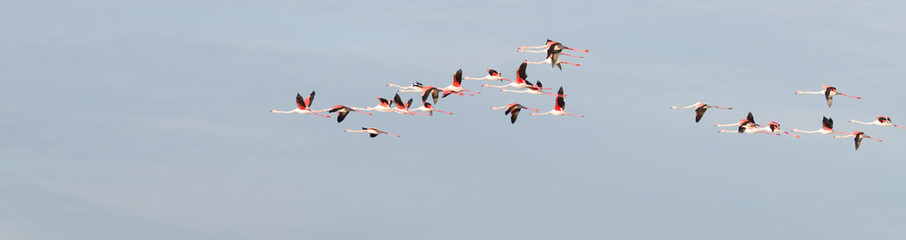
[714,112,759,133]
[391,93,429,116]
[792,117,846,135]
[517,39,589,53]
[411,102,452,116]
[482,62,548,89]
[325,105,372,123]
[439,69,480,97]
[834,131,881,150]
[397,84,442,104]
[523,47,580,70]
[670,102,733,123]
[718,125,779,135]
[352,97,395,113]
[345,127,400,138]
[270,91,330,118]
[490,103,540,112]
[464,68,509,81]
[531,87,584,118]
[387,82,424,91]
[499,80,565,97]
[761,121,800,138]
[794,84,861,107]
[850,116,906,129]
[490,103,537,124]
[519,41,586,62]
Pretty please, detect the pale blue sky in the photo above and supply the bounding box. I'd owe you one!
[2,1,906,239]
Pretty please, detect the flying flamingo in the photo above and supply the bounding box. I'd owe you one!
[714,112,758,131]
[523,47,580,70]
[325,105,372,123]
[345,127,400,138]
[541,42,576,70]
[490,103,540,112]
[397,84,442,104]
[531,87,584,118]
[482,62,549,89]
[411,102,452,116]
[718,125,779,135]
[714,112,759,133]
[387,82,424,91]
[761,121,800,138]
[439,69,481,97]
[834,131,881,150]
[519,48,584,58]
[464,69,509,81]
[517,39,589,53]
[351,97,395,112]
[391,93,429,116]
[670,102,733,123]
[850,116,906,129]
[490,103,537,124]
[792,117,846,135]
[518,41,586,60]
[499,80,566,97]
[794,84,861,107]
[270,91,330,118]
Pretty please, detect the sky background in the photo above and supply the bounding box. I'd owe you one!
[2,1,906,239]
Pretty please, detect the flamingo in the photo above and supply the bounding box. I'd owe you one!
[519,41,586,60]
[715,112,777,135]
[718,125,779,135]
[464,69,510,81]
[351,97,395,112]
[792,117,846,135]
[270,91,330,118]
[531,87,584,118]
[490,103,540,112]
[670,102,733,123]
[482,62,549,89]
[439,69,480,97]
[834,131,881,150]
[391,93,429,116]
[519,48,585,58]
[517,39,589,53]
[523,46,580,70]
[387,82,424,91]
[850,116,906,129]
[325,105,372,123]
[761,121,800,138]
[714,112,758,130]
[411,102,452,116]
[490,103,537,124]
[397,84,442,104]
[345,127,400,138]
[499,80,566,97]
[714,112,759,133]
[794,84,861,107]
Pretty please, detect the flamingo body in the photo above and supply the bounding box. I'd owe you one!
[345,127,400,138]
[270,91,330,118]
[670,102,732,123]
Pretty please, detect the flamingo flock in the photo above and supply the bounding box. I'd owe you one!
[269,39,896,150]
[672,84,899,150]
[272,39,589,137]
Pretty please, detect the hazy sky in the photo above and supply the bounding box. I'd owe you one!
[2,1,906,239]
